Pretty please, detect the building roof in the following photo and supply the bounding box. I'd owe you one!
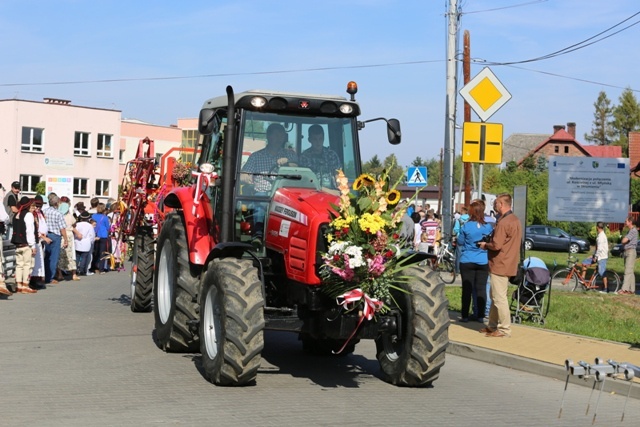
[502,133,549,163]
[583,145,622,158]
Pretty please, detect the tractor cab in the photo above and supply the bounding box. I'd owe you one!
[196,84,387,250]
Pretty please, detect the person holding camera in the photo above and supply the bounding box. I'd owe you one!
[456,199,494,322]
[477,193,522,338]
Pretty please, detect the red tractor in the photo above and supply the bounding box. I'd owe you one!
[151,83,449,387]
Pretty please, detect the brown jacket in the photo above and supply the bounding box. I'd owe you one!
[486,211,522,277]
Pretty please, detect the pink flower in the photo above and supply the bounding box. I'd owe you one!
[368,255,386,277]
[332,266,354,281]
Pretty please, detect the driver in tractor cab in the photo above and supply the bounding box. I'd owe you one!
[299,124,341,189]
[240,123,298,246]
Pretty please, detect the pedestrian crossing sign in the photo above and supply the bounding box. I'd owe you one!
[407,167,428,187]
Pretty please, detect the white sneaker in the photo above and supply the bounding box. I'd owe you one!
[87,272,95,276]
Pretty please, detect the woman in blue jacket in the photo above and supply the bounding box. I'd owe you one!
[457,199,494,322]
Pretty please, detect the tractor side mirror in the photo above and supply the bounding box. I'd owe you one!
[198,109,216,135]
[387,118,401,145]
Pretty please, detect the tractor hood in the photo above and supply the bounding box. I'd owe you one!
[265,187,340,285]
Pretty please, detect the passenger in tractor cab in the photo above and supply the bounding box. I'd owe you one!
[299,125,341,188]
[240,123,298,246]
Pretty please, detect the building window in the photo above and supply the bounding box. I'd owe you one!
[96,134,113,157]
[74,132,90,156]
[21,127,44,152]
[74,178,89,196]
[19,175,41,193]
[119,149,126,164]
[95,179,110,197]
[564,146,569,154]
[554,146,559,153]
[182,129,199,162]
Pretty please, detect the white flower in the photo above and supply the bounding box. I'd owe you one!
[344,245,365,268]
[327,241,348,255]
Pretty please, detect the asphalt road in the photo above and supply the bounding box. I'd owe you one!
[1,272,638,426]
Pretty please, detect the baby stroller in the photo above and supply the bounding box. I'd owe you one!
[510,256,551,325]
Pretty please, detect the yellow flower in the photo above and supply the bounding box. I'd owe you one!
[358,213,386,234]
[352,176,365,191]
[386,190,401,205]
[332,215,355,229]
[327,233,333,242]
[361,174,375,187]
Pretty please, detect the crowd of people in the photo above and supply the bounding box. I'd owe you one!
[0,181,123,297]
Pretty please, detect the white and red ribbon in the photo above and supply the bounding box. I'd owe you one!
[334,288,384,354]
[191,170,218,216]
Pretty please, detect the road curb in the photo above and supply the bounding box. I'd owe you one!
[448,341,640,400]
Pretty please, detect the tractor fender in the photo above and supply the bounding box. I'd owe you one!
[162,186,215,267]
[203,242,256,266]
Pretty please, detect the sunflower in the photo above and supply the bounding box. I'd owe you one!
[361,174,376,187]
[352,176,365,191]
[385,189,401,205]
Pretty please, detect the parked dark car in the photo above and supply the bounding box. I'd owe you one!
[611,241,640,257]
[524,225,590,253]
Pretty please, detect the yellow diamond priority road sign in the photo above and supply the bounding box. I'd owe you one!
[462,122,503,164]
[459,67,511,122]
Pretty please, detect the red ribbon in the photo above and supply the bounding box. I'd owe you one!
[333,289,384,354]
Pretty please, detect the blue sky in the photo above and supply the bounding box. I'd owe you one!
[1,0,639,168]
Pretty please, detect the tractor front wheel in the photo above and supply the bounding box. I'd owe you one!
[199,258,265,386]
[153,213,200,352]
[376,267,449,387]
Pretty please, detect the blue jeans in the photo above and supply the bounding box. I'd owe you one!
[44,232,62,283]
[76,251,90,275]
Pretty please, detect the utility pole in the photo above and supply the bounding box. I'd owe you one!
[442,0,459,235]
[463,30,471,208]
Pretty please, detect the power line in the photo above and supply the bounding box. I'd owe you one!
[478,11,640,65]
[0,60,442,87]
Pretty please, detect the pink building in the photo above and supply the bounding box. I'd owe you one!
[0,98,121,203]
[0,97,193,205]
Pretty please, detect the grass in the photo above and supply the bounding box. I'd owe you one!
[445,248,640,347]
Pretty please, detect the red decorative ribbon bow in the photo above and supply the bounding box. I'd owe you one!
[334,288,384,354]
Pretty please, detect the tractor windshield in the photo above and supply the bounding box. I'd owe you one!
[237,111,359,190]
[234,110,360,247]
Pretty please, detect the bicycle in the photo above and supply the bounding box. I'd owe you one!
[428,238,457,284]
[550,256,620,293]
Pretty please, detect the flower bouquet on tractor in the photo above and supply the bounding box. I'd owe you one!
[318,167,450,386]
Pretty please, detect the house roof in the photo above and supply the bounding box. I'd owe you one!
[519,126,621,164]
[583,145,622,158]
[502,133,549,163]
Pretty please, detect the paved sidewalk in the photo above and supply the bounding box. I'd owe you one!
[447,312,640,399]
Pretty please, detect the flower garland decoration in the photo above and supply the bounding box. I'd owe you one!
[320,163,411,322]
[171,160,195,187]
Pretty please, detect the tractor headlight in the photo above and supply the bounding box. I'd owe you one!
[200,163,215,174]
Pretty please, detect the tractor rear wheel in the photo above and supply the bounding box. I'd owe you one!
[199,258,265,386]
[376,266,449,387]
[153,213,200,352]
[130,229,154,313]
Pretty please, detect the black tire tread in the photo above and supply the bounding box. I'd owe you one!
[130,231,154,313]
[200,258,264,386]
[377,267,449,387]
[154,213,200,353]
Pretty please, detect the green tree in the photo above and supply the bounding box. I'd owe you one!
[382,154,405,184]
[612,87,640,156]
[411,156,428,167]
[362,155,383,176]
[584,91,615,145]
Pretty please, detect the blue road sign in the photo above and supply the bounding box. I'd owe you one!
[407,167,428,187]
